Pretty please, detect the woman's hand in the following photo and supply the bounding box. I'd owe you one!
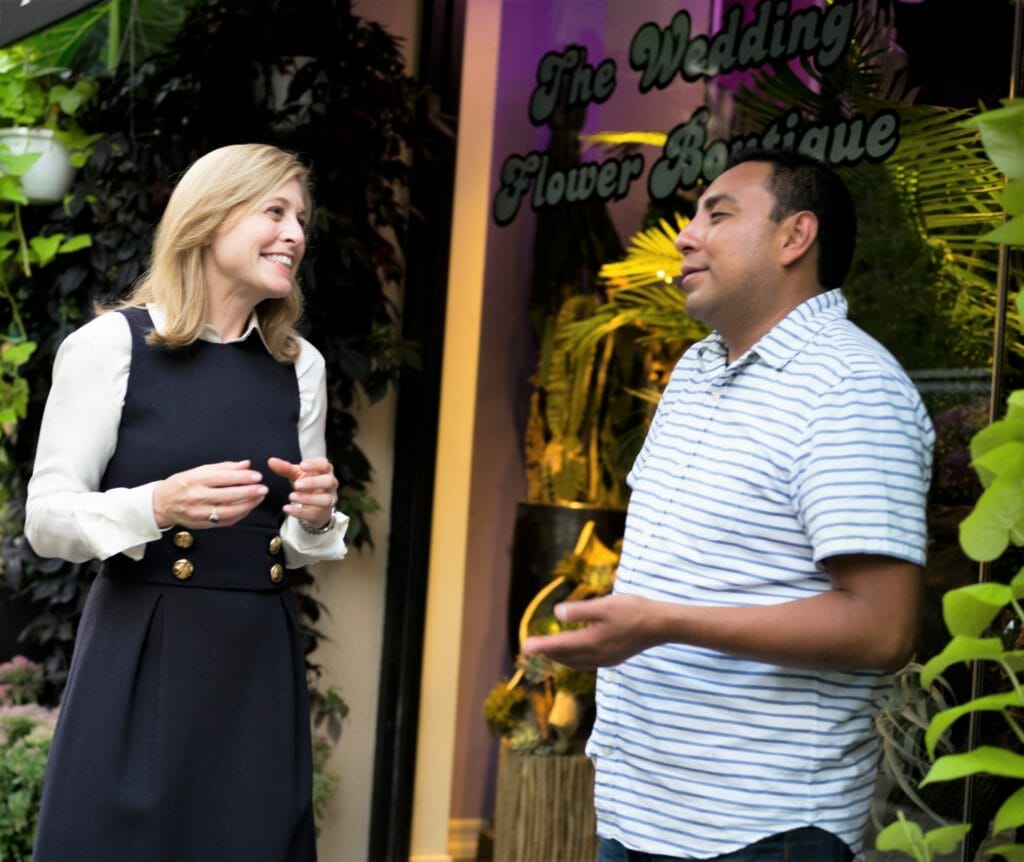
[267,456,338,530]
[152,460,268,529]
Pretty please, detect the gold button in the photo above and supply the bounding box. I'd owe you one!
[172,559,194,581]
[173,531,194,549]
[269,563,284,584]
[268,536,283,555]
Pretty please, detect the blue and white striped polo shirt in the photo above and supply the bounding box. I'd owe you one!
[587,288,935,858]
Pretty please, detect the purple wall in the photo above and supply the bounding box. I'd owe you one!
[450,0,712,823]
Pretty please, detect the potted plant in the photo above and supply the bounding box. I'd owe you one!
[874,95,1024,862]
[505,84,661,659]
[0,42,94,436]
[0,46,96,674]
[0,655,58,862]
[485,520,619,862]
[0,45,98,205]
[0,44,97,441]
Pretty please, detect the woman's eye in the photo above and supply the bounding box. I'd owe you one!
[267,206,285,218]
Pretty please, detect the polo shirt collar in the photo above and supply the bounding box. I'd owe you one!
[753,288,847,369]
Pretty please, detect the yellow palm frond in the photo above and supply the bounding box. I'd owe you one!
[599,212,688,294]
[562,212,706,357]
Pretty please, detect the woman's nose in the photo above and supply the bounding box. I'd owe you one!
[281,215,305,243]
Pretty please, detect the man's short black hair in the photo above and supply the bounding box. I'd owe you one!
[725,148,857,289]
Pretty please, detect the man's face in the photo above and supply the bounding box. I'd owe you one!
[673,161,783,339]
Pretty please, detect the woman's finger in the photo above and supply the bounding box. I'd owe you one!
[154,461,266,529]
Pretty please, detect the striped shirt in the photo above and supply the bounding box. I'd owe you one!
[587,289,935,858]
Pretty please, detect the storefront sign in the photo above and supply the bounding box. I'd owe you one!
[493,0,899,226]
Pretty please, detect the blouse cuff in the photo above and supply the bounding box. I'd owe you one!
[281,510,349,568]
[72,481,164,562]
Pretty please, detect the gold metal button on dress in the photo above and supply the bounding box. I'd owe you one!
[172,559,194,581]
[268,536,283,555]
[173,531,194,549]
[269,563,284,584]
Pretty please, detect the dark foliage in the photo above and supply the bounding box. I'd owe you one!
[0,0,443,699]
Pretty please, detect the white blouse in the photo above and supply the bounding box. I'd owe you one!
[24,306,349,570]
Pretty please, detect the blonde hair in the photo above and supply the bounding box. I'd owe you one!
[113,143,312,363]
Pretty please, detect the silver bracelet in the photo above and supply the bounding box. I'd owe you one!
[299,507,336,535]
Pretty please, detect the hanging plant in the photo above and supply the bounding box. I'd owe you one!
[0,45,96,441]
[0,0,444,711]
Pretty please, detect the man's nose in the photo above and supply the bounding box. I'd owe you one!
[674,226,695,255]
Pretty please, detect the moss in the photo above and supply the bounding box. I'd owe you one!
[483,682,528,736]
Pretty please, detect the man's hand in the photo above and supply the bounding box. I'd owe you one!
[521,553,921,673]
[521,594,659,669]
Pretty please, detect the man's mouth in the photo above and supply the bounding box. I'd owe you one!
[679,265,705,287]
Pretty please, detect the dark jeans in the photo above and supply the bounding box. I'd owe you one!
[598,827,854,862]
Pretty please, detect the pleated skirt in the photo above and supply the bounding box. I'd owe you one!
[33,573,316,862]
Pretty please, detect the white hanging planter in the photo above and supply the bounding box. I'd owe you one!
[0,127,75,204]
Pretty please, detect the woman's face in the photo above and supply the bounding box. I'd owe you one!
[203,177,307,306]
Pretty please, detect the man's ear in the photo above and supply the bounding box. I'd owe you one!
[778,210,818,267]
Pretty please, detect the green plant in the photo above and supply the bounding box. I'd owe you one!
[871,662,959,830]
[876,811,974,862]
[0,655,44,706]
[0,11,441,840]
[0,657,57,862]
[19,0,203,77]
[576,2,1010,384]
[525,293,652,508]
[311,737,339,834]
[528,212,714,507]
[563,212,707,393]
[521,85,654,510]
[310,685,349,834]
[0,45,96,437]
[0,46,97,145]
[485,521,615,754]
[0,0,432,672]
[0,711,55,862]
[875,96,1024,862]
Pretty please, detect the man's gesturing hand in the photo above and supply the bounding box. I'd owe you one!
[521,594,659,669]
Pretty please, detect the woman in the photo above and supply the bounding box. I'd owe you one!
[25,143,348,862]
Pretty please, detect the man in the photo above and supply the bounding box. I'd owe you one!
[523,148,935,862]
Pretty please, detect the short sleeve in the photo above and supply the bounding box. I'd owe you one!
[792,370,935,566]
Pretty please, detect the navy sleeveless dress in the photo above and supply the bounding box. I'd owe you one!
[34,308,317,861]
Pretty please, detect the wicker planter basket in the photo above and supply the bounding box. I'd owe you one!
[493,742,598,862]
